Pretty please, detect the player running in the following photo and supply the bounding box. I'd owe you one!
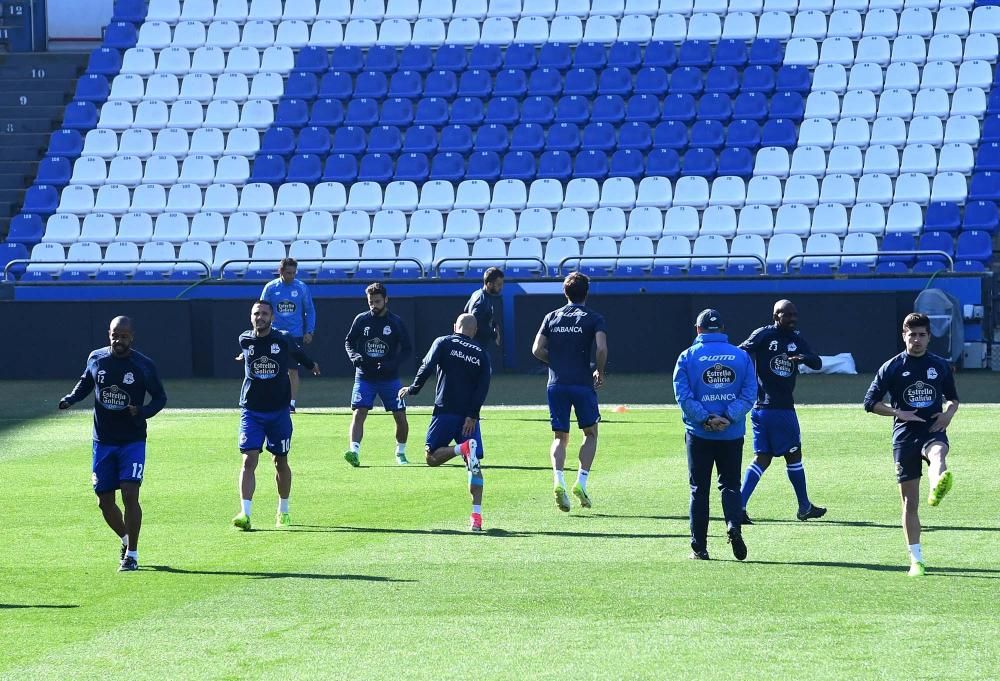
[233,300,320,531]
[531,272,608,513]
[398,313,491,532]
[343,282,413,466]
[59,316,167,572]
[864,313,959,577]
[738,299,827,523]
[261,257,316,413]
[464,267,504,359]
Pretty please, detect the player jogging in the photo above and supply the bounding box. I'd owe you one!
[343,282,413,466]
[531,272,608,513]
[233,301,320,531]
[864,312,959,577]
[464,267,504,357]
[738,299,827,523]
[59,316,167,572]
[399,314,491,532]
[261,257,316,413]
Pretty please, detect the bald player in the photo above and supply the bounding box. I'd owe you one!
[399,314,492,532]
[59,316,168,572]
[738,300,827,523]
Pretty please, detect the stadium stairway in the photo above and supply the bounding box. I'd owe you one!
[0,52,89,240]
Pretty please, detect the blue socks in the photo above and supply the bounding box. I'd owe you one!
[740,463,764,509]
[786,462,810,513]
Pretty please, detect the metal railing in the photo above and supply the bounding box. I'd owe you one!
[557,253,767,276]
[217,257,425,279]
[3,259,212,281]
[433,256,548,278]
[784,250,956,272]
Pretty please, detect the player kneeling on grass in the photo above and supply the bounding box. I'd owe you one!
[399,313,491,533]
[233,301,320,532]
[864,312,959,577]
[59,316,167,572]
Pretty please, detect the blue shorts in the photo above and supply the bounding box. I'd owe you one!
[92,440,146,494]
[352,377,405,412]
[751,408,801,457]
[547,383,601,432]
[425,412,485,459]
[893,432,949,483]
[239,408,293,455]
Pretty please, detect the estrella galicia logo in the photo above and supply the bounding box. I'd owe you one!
[702,363,736,389]
[904,381,937,409]
[277,301,296,314]
[100,385,130,410]
[770,354,794,378]
[366,337,388,358]
[251,356,279,379]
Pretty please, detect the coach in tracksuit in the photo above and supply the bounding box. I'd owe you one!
[672,309,757,562]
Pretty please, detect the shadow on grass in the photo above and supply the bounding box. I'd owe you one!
[745,559,1000,578]
[0,604,80,609]
[746,518,999,533]
[288,525,686,540]
[144,565,414,582]
[590,513,690,522]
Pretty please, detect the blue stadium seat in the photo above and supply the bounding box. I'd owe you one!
[690,264,722,276]
[275,99,309,127]
[22,270,55,282]
[466,151,501,181]
[324,153,359,183]
[766,262,794,275]
[459,69,493,98]
[653,121,688,149]
[626,94,661,123]
[415,97,449,126]
[22,185,59,216]
[669,67,704,95]
[634,68,669,97]
[74,74,110,102]
[651,264,684,276]
[598,67,632,96]
[953,259,986,273]
[502,151,536,181]
[538,150,573,181]
[880,232,917,264]
[733,92,768,121]
[718,147,754,178]
[982,115,1000,142]
[912,259,947,273]
[610,149,644,179]
[614,263,647,277]
[507,43,540,70]
[429,152,465,182]
[424,70,458,99]
[36,157,71,187]
[690,121,724,150]
[521,96,556,125]
[104,22,138,50]
[528,68,562,97]
[475,124,510,153]
[403,125,438,154]
[486,96,521,125]
[379,97,413,126]
[839,262,872,276]
[284,71,318,100]
[726,263,762,276]
[970,172,1000,201]
[646,148,681,179]
[319,71,352,99]
[295,46,330,73]
[769,92,805,122]
[95,270,131,282]
[678,40,712,68]
[917,231,955,262]
[394,152,430,182]
[286,153,323,183]
[243,266,275,281]
[331,46,364,73]
[962,201,999,233]
[714,39,748,67]
[875,261,909,274]
[261,127,295,156]
[705,66,740,95]
[591,95,626,124]
[450,97,485,125]
[367,125,403,154]
[63,101,98,130]
[697,93,733,122]
[354,71,388,99]
[171,268,209,281]
[742,65,776,94]
[46,130,84,159]
[608,42,642,70]
[0,242,29,278]
[761,118,797,148]
[388,71,423,99]
[924,202,961,232]
[6,215,42,245]
[975,142,1000,172]
[365,45,398,73]
[435,44,468,72]
[643,41,677,69]
[400,45,433,72]
[682,148,717,178]
[776,65,811,94]
[510,123,545,152]
[250,154,287,184]
[470,44,503,72]
[564,68,598,96]
[310,98,345,126]
[359,153,394,183]
[749,39,782,66]
[571,42,605,70]
[573,150,608,180]
[726,119,761,149]
[439,125,474,154]
[86,48,122,76]
[956,231,992,263]
[296,126,331,155]
[618,122,652,151]
[494,69,528,98]
[554,95,588,125]
[800,262,835,276]
[661,94,696,123]
[581,122,616,152]
[113,0,146,23]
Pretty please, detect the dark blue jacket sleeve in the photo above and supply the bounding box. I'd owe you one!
[672,349,709,424]
[467,290,494,339]
[863,362,890,412]
[738,327,764,354]
[140,360,168,419]
[344,315,366,367]
[467,351,491,419]
[63,358,95,405]
[290,338,316,371]
[409,339,441,395]
[725,351,758,423]
[795,334,823,371]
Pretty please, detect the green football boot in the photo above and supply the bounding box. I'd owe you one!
[572,482,592,509]
[344,450,360,467]
[928,471,953,507]
[554,485,571,512]
[276,512,291,528]
[232,512,251,531]
[908,561,926,577]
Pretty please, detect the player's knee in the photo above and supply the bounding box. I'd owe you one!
[425,447,438,466]
[553,432,570,445]
[97,494,115,510]
[754,455,773,470]
[582,425,599,439]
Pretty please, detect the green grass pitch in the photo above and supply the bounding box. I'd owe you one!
[2,401,998,680]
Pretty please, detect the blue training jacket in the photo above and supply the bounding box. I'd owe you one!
[672,332,758,440]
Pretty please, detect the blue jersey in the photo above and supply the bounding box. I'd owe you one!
[739,324,821,410]
[239,329,315,412]
[344,309,412,381]
[864,351,959,445]
[408,333,491,418]
[538,303,607,386]
[673,332,757,440]
[464,287,499,346]
[63,348,167,444]
[261,278,315,338]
